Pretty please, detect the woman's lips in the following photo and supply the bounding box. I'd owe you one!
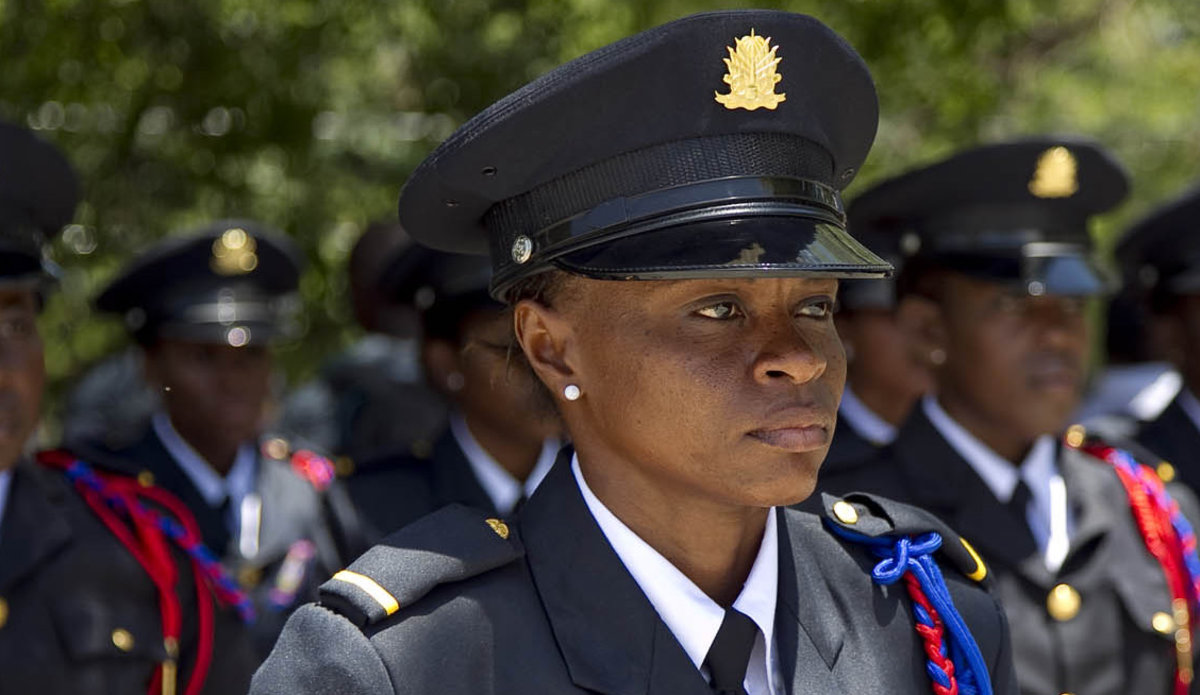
[747,424,829,452]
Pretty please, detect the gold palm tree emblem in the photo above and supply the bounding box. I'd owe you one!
[715,29,786,111]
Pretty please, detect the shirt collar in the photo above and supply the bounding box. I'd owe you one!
[922,395,1056,502]
[0,468,12,542]
[152,412,257,507]
[838,386,897,446]
[571,454,779,688]
[450,411,559,514]
[1177,388,1200,435]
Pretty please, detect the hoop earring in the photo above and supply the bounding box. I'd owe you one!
[563,384,581,401]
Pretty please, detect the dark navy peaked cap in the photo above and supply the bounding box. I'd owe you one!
[851,136,1129,297]
[0,120,79,286]
[1117,185,1200,299]
[96,220,303,346]
[398,10,891,300]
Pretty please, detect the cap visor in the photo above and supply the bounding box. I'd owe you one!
[552,217,892,281]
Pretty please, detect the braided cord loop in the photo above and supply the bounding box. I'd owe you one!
[37,451,256,695]
[824,523,992,695]
[1071,440,1199,694]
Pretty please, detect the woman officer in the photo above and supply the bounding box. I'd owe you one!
[252,11,1016,694]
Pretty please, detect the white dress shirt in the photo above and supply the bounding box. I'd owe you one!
[449,412,559,514]
[0,468,12,543]
[153,412,257,539]
[923,395,1073,570]
[839,386,897,446]
[572,455,782,695]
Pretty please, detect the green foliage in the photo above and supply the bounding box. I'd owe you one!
[2,0,1198,418]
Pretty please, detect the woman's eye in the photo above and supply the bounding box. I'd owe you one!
[695,302,742,320]
[796,298,833,319]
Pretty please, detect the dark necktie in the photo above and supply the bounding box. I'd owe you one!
[1007,479,1038,553]
[703,608,758,695]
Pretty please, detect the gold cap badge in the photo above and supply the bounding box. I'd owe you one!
[1028,146,1078,199]
[715,29,786,111]
[211,227,259,276]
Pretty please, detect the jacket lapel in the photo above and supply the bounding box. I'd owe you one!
[890,408,1041,572]
[775,511,843,693]
[138,428,231,553]
[520,451,712,695]
[0,463,72,592]
[430,430,499,515]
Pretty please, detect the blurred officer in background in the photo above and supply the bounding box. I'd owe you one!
[253,11,1017,694]
[75,222,366,656]
[817,138,1200,695]
[278,222,448,465]
[826,213,931,469]
[0,121,259,693]
[1120,186,1200,497]
[344,244,562,538]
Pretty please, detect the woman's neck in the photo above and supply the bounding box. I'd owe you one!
[574,445,767,607]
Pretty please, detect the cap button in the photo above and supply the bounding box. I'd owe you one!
[1046,583,1081,621]
[832,499,858,525]
[511,236,533,264]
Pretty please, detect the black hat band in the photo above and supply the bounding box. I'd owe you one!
[490,176,845,295]
[485,132,837,239]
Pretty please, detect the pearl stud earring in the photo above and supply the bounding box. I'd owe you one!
[563,384,581,401]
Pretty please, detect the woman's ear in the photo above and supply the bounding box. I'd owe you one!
[896,294,948,369]
[513,299,577,399]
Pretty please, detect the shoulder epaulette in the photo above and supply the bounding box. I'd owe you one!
[820,491,995,695]
[319,504,523,628]
[820,491,989,585]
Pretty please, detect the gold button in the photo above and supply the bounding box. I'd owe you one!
[832,500,858,525]
[1158,461,1177,483]
[264,438,289,461]
[136,470,155,487]
[1064,424,1086,448]
[0,596,8,629]
[238,566,263,589]
[1153,611,1177,634]
[485,518,509,539]
[1047,583,1081,622]
[111,628,135,652]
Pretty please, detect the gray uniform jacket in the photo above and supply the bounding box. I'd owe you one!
[251,452,1018,694]
[816,407,1200,695]
[75,427,368,656]
[0,459,258,694]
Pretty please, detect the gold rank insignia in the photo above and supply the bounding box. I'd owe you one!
[715,29,786,111]
[211,227,259,275]
[1028,146,1079,199]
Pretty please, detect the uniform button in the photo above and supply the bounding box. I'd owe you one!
[1153,611,1177,634]
[0,596,8,629]
[1158,461,1177,483]
[111,628,135,652]
[137,470,155,487]
[264,437,289,460]
[832,500,858,525]
[1046,583,1081,622]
